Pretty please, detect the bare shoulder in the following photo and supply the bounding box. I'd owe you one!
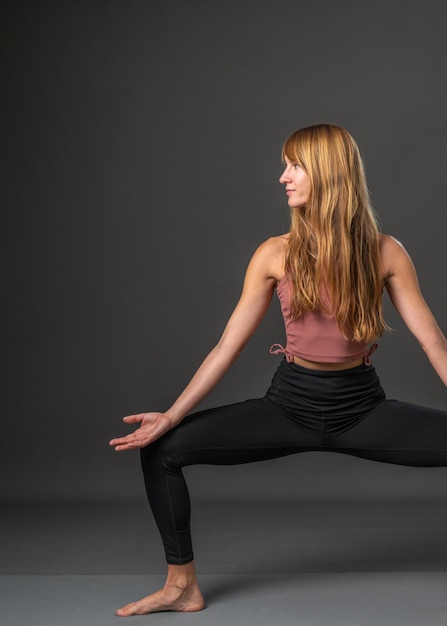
[257,233,288,256]
[250,234,288,282]
[379,233,414,279]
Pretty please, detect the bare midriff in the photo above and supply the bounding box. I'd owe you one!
[291,355,364,371]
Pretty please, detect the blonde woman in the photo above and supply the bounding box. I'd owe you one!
[110,124,447,617]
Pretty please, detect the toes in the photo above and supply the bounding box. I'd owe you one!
[116,604,134,617]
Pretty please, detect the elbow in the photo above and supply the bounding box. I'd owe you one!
[419,334,447,355]
[215,337,245,363]
[419,337,447,387]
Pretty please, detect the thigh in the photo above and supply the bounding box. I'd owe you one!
[142,397,319,469]
[333,399,447,467]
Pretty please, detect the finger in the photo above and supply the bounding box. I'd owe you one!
[122,414,145,424]
[113,437,147,451]
[113,443,135,451]
[109,434,137,446]
[110,427,148,445]
[109,432,138,446]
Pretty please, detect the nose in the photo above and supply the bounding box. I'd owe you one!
[279,165,291,184]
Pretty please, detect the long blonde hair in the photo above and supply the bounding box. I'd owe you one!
[283,123,387,343]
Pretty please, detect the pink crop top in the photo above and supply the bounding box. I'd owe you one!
[270,275,377,364]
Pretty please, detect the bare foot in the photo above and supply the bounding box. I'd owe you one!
[116,583,205,617]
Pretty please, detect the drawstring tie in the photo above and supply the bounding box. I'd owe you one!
[269,342,379,365]
[363,342,378,366]
[269,343,294,363]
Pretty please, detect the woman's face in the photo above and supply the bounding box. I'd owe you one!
[279,157,311,208]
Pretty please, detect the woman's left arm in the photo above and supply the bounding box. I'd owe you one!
[382,235,447,386]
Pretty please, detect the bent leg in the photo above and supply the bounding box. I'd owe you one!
[140,397,316,564]
[334,399,447,466]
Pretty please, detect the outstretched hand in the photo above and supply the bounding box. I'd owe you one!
[109,412,177,451]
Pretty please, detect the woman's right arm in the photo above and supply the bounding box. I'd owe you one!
[109,237,284,451]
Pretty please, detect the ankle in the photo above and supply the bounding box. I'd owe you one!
[165,563,198,591]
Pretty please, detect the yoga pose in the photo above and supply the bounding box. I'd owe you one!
[110,123,447,616]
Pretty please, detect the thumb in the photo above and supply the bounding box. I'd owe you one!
[122,413,144,424]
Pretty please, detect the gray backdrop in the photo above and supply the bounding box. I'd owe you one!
[3,0,446,503]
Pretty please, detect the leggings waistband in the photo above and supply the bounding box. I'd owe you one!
[265,357,386,426]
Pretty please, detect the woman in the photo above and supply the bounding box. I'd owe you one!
[109,124,447,617]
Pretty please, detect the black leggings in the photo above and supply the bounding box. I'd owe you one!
[140,359,447,564]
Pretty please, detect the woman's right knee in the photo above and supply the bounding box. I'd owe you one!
[140,436,183,473]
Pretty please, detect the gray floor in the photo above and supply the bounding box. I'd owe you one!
[2,500,447,625]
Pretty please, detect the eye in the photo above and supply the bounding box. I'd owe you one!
[293,163,301,170]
